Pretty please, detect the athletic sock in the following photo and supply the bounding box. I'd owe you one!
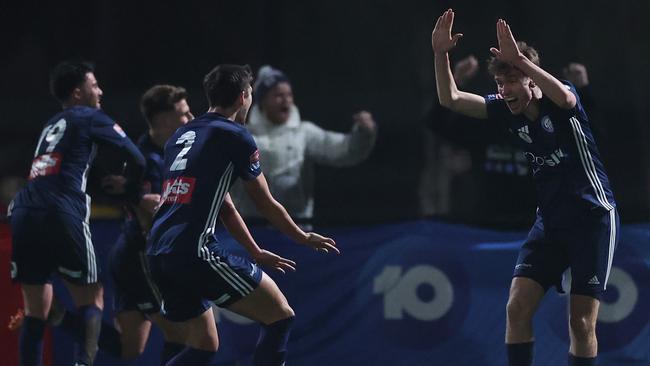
[507,341,534,366]
[19,316,46,366]
[253,316,295,366]
[161,342,185,365]
[569,354,597,366]
[96,321,122,358]
[56,308,122,358]
[74,305,102,366]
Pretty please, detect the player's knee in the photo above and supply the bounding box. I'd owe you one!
[189,332,219,352]
[506,298,534,324]
[569,315,595,339]
[267,303,294,324]
[280,304,295,319]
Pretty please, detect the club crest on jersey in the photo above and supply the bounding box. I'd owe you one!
[113,123,127,138]
[517,125,533,144]
[162,176,196,204]
[29,153,62,180]
[541,115,554,133]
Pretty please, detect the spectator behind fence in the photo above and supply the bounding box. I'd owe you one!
[232,65,377,221]
[420,55,536,227]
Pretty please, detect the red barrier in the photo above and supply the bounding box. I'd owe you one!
[0,222,53,366]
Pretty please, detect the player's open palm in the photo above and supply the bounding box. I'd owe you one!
[431,9,463,55]
[253,249,297,274]
[490,19,522,64]
[303,232,339,255]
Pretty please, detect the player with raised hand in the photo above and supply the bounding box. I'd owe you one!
[432,10,618,366]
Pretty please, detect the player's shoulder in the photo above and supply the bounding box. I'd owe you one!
[64,106,110,120]
[205,114,252,140]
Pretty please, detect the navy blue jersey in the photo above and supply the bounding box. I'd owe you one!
[11,106,145,220]
[122,133,165,248]
[147,112,262,257]
[484,81,616,227]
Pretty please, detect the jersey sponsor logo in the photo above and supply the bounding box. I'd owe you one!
[113,123,127,138]
[541,115,554,133]
[524,148,567,174]
[162,176,196,204]
[517,125,533,143]
[28,152,63,180]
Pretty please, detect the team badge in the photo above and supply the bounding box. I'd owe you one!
[541,115,554,133]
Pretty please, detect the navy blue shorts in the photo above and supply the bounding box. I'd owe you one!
[513,208,619,299]
[109,233,162,314]
[10,207,99,285]
[148,241,263,321]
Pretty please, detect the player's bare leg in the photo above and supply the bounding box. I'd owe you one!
[227,273,294,324]
[505,277,545,366]
[150,312,188,363]
[163,309,220,365]
[568,294,599,358]
[21,284,54,320]
[227,272,295,366]
[114,311,152,360]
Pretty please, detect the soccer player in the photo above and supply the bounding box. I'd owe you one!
[97,84,194,361]
[50,84,293,364]
[8,60,149,366]
[432,10,618,366]
[147,64,339,365]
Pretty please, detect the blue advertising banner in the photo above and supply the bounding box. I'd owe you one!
[52,220,650,366]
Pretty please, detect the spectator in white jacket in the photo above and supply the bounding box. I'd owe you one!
[232,65,377,220]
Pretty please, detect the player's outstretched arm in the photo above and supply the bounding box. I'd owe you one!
[242,173,339,254]
[219,193,296,273]
[490,19,576,110]
[432,9,487,119]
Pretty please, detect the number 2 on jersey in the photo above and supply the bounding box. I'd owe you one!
[170,131,196,171]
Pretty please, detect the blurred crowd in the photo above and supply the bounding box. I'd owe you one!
[0,61,617,228]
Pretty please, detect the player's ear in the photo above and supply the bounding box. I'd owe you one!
[71,87,83,101]
[233,91,244,109]
[528,79,536,89]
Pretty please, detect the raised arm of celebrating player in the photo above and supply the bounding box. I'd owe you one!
[489,19,576,110]
[219,193,297,273]
[432,9,487,119]
[242,173,339,254]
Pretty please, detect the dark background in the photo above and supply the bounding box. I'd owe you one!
[1,0,648,225]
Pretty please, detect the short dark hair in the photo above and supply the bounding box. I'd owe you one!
[487,41,540,76]
[140,84,188,126]
[49,60,95,102]
[203,64,253,108]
